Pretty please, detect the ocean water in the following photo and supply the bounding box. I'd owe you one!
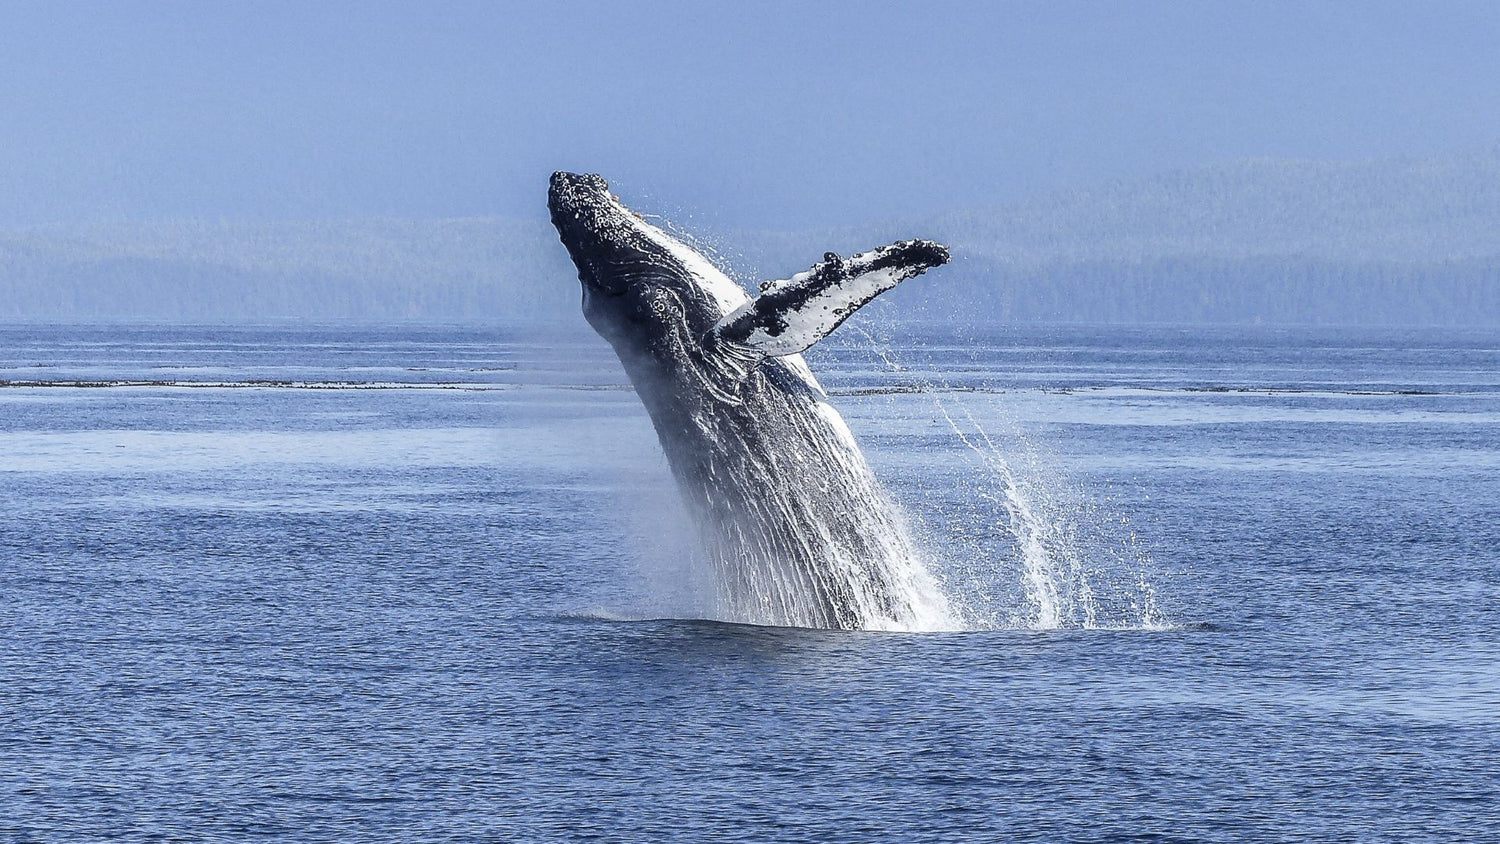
[2,323,1497,841]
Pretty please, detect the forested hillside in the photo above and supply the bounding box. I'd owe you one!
[4,151,1498,325]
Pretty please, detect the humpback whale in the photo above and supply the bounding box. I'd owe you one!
[548,172,952,630]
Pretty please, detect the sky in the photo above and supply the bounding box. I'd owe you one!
[2,0,1499,229]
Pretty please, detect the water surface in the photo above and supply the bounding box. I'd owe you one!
[2,324,1497,840]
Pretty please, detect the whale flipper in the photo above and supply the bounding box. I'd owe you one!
[711,240,950,358]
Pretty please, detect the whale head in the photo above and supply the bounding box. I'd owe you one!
[549,171,950,409]
[548,171,641,300]
[548,171,748,378]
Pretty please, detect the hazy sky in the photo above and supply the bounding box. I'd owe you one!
[3,0,1498,228]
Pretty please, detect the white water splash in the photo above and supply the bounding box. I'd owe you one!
[849,326,1168,631]
[687,390,957,632]
[934,402,1165,630]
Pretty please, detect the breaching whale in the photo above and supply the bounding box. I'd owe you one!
[548,171,952,630]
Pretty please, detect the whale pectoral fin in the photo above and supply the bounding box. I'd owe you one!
[710,240,950,358]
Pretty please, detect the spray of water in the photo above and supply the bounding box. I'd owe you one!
[603,350,956,632]
[687,389,957,632]
[607,324,1166,632]
[850,325,1168,631]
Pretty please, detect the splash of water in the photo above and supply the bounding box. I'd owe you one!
[616,324,1166,632]
[611,355,955,632]
[689,392,957,632]
[851,326,1168,631]
[935,403,1165,630]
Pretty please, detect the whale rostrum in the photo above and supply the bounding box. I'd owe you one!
[548,171,954,630]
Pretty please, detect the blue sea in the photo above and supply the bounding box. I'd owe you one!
[2,323,1497,841]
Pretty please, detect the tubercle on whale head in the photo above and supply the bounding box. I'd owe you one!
[548,172,619,294]
[547,171,674,299]
[547,171,730,379]
[546,171,609,217]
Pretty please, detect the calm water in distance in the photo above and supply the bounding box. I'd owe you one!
[2,324,1497,841]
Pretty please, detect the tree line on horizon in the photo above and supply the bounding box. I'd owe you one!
[3,152,1498,326]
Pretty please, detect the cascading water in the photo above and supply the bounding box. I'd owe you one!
[683,384,957,632]
[933,403,1165,630]
[616,324,1167,633]
[849,326,1167,631]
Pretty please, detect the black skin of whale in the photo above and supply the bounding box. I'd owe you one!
[548,171,950,629]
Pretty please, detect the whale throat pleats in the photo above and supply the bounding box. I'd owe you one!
[710,240,950,359]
